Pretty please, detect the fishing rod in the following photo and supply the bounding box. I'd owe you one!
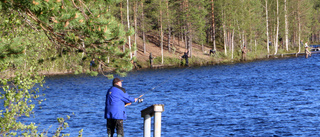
[136,66,191,103]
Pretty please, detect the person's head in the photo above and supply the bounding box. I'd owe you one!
[92,59,95,61]
[113,78,123,87]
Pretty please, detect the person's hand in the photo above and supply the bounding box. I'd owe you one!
[134,98,138,102]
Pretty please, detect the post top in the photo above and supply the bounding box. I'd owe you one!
[141,104,164,117]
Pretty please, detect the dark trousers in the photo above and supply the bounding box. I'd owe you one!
[185,58,189,66]
[107,119,124,137]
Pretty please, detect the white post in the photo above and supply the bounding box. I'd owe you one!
[154,111,162,137]
[141,104,164,137]
[144,114,151,137]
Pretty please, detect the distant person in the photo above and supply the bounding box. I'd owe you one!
[131,60,139,69]
[241,45,247,61]
[149,53,154,68]
[209,49,216,56]
[269,41,272,46]
[300,40,303,46]
[181,50,189,66]
[105,78,138,137]
[90,59,95,71]
[305,42,311,58]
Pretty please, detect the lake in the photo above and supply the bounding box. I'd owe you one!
[21,54,320,136]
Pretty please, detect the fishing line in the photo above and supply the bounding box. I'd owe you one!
[137,66,191,100]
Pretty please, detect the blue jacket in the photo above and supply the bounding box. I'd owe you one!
[104,86,135,120]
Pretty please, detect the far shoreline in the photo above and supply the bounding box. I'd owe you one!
[40,52,310,78]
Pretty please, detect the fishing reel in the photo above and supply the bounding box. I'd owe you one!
[138,98,143,103]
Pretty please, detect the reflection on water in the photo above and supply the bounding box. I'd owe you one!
[17,55,320,136]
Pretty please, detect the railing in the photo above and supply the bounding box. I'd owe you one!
[141,104,165,137]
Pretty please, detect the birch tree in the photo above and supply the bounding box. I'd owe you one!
[274,0,279,55]
[265,0,270,54]
[160,0,164,64]
[284,0,289,51]
[127,0,132,59]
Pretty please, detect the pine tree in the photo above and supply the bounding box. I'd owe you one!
[1,0,134,74]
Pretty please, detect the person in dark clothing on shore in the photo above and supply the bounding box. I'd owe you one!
[241,45,247,61]
[105,78,138,137]
[90,58,95,71]
[209,49,216,56]
[149,53,154,68]
[181,50,189,66]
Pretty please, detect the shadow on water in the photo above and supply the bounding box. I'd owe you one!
[10,55,320,136]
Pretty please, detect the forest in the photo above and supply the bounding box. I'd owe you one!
[1,0,320,136]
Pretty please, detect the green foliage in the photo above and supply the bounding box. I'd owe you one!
[55,117,70,137]
[153,57,180,66]
[0,54,78,136]
[86,70,99,76]
[1,0,134,75]
[0,58,44,136]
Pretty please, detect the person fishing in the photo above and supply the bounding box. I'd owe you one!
[209,49,216,56]
[305,42,311,58]
[149,53,155,68]
[181,50,189,66]
[90,58,95,71]
[241,45,247,61]
[105,78,138,137]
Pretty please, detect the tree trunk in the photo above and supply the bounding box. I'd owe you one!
[265,0,270,54]
[255,39,257,52]
[211,0,216,50]
[120,2,125,52]
[318,32,320,43]
[141,2,146,54]
[186,0,191,56]
[184,27,187,49]
[274,0,279,55]
[232,28,234,59]
[166,0,171,52]
[189,33,192,57]
[284,0,289,51]
[160,0,164,64]
[127,0,132,59]
[242,31,245,48]
[172,34,175,51]
[228,31,230,51]
[223,25,227,55]
[222,9,227,55]
[298,12,301,53]
[201,42,204,53]
[134,1,137,57]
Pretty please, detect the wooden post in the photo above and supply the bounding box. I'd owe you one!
[141,104,165,137]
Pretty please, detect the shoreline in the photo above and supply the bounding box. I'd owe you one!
[39,52,311,77]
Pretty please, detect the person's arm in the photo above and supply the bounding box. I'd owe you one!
[124,97,138,106]
[120,91,137,104]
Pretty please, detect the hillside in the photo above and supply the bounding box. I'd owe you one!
[134,33,213,68]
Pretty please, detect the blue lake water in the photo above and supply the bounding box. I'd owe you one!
[17,55,320,136]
